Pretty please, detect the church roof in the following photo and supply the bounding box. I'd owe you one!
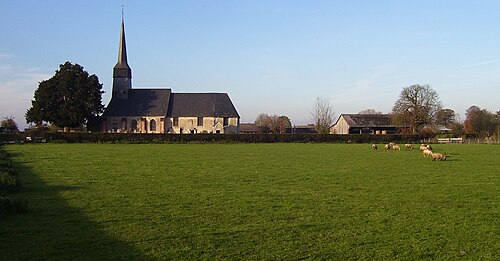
[167,93,240,118]
[103,89,171,117]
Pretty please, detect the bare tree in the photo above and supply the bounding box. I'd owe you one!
[255,113,292,133]
[392,84,442,134]
[255,113,271,133]
[311,97,335,134]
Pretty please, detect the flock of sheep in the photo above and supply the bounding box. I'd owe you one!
[371,142,447,161]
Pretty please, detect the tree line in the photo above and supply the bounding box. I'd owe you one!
[9,61,498,138]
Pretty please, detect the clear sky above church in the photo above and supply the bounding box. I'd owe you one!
[1,0,499,129]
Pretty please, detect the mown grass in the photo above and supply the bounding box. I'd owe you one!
[1,143,499,260]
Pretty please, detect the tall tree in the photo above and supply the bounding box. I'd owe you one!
[1,116,19,133]
[391,84,442,134]
[434,108,456,127]
[26,62,104,130]
[311,97,335,134]
[464,106,497,136]
[277,116,292,134]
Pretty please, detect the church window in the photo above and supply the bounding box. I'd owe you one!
[150,119,157,132]
[131,119,138,131]
[112,119,118,131]
[223,117,229,126]
[197,117,203,126]
[173,117,179,126]
[121,118,127,130]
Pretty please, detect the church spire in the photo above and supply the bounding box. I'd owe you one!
[114,13,130,71]
[112,10,132,99]
[117,9,128,66]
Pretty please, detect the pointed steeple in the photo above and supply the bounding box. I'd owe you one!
[116,18,129,67]
[113,17,132,76]
[112,13,132,99]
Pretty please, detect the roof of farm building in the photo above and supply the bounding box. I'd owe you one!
[340,114,395,127]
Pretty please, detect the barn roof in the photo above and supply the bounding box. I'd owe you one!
[167,93,240,118]
[103,89,171,117]
[340,114,395,127]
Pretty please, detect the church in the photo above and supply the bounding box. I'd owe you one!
[100,19,240,134]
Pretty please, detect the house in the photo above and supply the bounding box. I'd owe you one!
[100,18,239,134]
[330,114,402,134]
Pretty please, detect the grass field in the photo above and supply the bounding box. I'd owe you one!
[1,143,499,260]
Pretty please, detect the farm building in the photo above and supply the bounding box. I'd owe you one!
[330,114,402,134]
[100,18,239,134]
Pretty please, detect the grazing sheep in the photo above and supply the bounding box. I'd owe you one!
[420,144,432,151]
[431,152,446,161]
[392,145,401,151]
[423,149,433,158]
[372,144,378,150]
[405,144,414,149]
[384,143,395,149]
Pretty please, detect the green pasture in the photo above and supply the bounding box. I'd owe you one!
[1,143,499,260]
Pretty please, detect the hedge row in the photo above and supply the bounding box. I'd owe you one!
[3,132,435,144]
[0,144,27,215]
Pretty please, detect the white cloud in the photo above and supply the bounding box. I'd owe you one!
[0,62,51,129]
[0,53,15,60]
[461,60,496,68]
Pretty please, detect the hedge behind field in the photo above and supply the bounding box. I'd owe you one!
[1,132,433,144]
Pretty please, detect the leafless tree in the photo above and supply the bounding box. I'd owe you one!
[392,84,442,134]
[311,97,335,134]
[255,113,292,133]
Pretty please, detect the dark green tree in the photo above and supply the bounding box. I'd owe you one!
[434,108,457,127]
[1,116,19,133]
[392,84,442,134]
[26,62,104,130]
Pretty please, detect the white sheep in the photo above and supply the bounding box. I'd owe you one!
[420,144,432,151]
[405,144,414,149]
[423,149,433,158]
[372,144,378,150]
[431,152,446,161]
[392,145,401,151]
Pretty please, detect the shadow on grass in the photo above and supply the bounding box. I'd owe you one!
[0,156,153,260]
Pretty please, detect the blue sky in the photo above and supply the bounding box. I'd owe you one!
[1,1,499,129]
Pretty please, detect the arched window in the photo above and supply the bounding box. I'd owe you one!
[131,119,138,132]
[150,119,156,132]
[112,119,118,132]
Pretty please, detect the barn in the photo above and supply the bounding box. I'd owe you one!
[330,114,402,134]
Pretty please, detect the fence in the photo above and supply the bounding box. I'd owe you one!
[437,137,463,144]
